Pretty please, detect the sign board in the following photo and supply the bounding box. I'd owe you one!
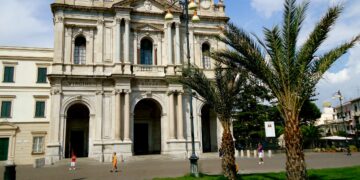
[265,121,276,137]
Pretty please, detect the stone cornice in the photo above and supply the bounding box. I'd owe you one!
[0,46,53,52]
[51,3,112,14]
[197,15,229,22]
[0,56,52,61]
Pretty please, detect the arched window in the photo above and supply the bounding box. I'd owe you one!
[140,38,153,65]
[202,43,211,69]
[74,36,86,64]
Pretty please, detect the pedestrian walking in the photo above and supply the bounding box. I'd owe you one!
[257,143,264,164]
[110,152,118,172]
[69,152,76,171]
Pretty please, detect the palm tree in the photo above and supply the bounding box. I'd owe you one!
[212,0,360,179]
[178,63,246,179]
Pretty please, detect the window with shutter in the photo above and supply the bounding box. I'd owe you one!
[35,101,45,118]
[37,68,47,83]
[3,66,14,83]
[0,101,11,118]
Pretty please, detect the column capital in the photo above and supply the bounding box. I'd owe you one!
[123,89,132,94]
[95,90,104,95]
[113,89,122,95]
[54,16,64,24]
[124,18,131,23]
[97,19,105,26]
[167,90,175,96]
[115,18,121,24]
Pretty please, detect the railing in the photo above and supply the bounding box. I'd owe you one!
[132,65,166,76]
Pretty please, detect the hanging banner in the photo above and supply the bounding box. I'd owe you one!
[265,121,276,137]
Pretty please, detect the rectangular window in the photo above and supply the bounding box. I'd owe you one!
[37,68,47,83]
[0,101,11,118]
[35,101,45,118]
[3,66,14,83]
[32,136,44,154]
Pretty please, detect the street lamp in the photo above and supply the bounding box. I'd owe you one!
[333,90,351,156]
[165,0,200,177]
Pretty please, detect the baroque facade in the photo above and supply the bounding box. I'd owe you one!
[0,0,228,165]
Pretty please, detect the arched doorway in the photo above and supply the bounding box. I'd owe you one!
[133,99,161,155]
[65,103,89,158]
[201,104,218,152]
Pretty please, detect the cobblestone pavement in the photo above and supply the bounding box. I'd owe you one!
[1,152,360,180]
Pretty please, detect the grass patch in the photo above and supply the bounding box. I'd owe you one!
[154,166,360,180]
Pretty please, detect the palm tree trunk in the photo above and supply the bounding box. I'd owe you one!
[284,110,308,180]
[221,123,237,180]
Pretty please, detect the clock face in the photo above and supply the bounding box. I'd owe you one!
[200,0,211,9]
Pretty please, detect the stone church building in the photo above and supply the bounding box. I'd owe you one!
[0,0,228,165]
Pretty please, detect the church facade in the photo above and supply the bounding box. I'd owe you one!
[0,0,228,165]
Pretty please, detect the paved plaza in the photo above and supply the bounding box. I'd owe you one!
[1,152,360,180]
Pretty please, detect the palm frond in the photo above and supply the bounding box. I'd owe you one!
[297,5,343,69]
[311,35,360,79]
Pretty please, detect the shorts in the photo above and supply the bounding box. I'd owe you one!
[259,152,264,158]
[71,162,76,167]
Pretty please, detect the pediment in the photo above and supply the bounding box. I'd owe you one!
[0,122,18,131]
[113,0,181,12]
[135,24,163,32]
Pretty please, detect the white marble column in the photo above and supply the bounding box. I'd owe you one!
[114,18,121,63]
[123,19,131,74]
[64,28,72,64]
[189,27,195,65]
[167,23,173,65]
[175,23,181,65]
[114,90,121,140]
[169,92,175,139]
[124,19,130,63]
[177,92,184,140]
[86,30,94,64]
[49,88,62,144]
[54,16,64,63]
[95,90,103,140]
[96,19,104,64]
[124,90,131,141]
[133,32,138,65]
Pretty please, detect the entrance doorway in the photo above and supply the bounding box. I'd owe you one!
[65,103,89,158]
[133,99,161,155]
[0,138,9,161]
[201,104,218,152]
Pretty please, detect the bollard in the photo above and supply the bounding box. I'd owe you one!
[268,150,272,158]
[253,150,257,158]
[240,150,244,158]
[4,164,16,180]
[246,150,251,158]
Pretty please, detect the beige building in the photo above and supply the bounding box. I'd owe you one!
[0,47,52,165]
[0,0,228,165]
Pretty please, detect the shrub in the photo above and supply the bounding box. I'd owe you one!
[349,145,358,152]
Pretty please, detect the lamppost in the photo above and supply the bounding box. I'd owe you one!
[333,90,351,155]
[165,0,200,177]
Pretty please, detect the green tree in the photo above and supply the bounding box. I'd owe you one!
[300,100,321,125]
[301,124,322,148]
[178,64,246,179]
[213,0,359,179]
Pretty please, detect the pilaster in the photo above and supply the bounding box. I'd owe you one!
[123,89,131,142]
[168,91,175,140]
[177,92,184,140]
[123,19,132,74]
[175,22,181,65]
